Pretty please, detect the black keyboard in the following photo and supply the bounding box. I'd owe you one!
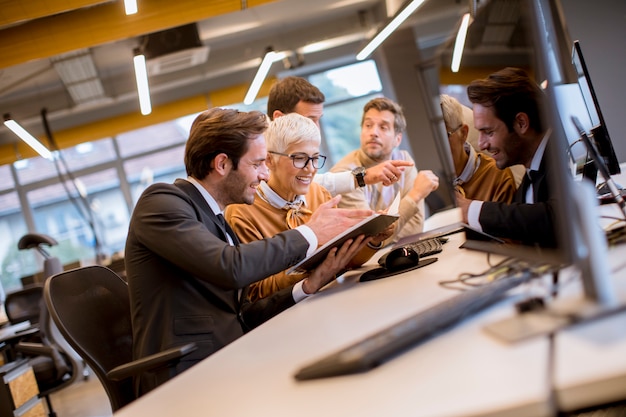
[294,270,533,381]
[378,237,444,267]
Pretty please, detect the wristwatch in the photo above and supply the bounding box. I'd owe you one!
[352,166,366,187]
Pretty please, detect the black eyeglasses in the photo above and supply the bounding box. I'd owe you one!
[447,124,463,137]
[268,151,327,169]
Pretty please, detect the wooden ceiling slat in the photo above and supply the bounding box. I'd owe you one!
[0,0,110,27]
[0,0,278,70]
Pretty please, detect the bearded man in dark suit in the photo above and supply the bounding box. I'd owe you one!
[456,67,556,248]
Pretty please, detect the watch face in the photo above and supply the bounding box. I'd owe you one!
[353,167,366,187]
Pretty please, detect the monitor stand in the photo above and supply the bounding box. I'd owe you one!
[597,181,626,205]
[484,181,626,343]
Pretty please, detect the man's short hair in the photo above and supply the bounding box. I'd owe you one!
[266,76,325,120]
[361,97,406,133]
[467,67,546,133]
[185,108,268,179]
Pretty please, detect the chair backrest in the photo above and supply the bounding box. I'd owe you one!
[44,265,135,411]
[4,285,44,325]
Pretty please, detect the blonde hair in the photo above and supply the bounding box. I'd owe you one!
[440,94,464,131]
[265,113,321,162]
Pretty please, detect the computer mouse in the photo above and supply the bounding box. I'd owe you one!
[384,247,420,272]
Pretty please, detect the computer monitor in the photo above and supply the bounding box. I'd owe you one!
[571,39,621,179]
[553,82,594,178]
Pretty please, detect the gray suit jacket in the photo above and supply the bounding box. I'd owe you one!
[125,179,309,393]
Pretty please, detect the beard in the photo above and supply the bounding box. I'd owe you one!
[363,143,388,162]
[221,169,256,206]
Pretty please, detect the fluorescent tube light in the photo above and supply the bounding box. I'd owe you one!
[356,0,426,61]
[133,53,152,115]
[124,0,138,15]
[4,118,53,160]
[451,13,471,73]
[244,49,282,105]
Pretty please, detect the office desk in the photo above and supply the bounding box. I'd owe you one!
[0,321,32,342]
[0,321,38,363]
[115,218,556,417]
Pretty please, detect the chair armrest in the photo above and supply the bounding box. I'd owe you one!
[15,341,54,356]
[17,341,72,376]
[0,326,40,344]
[106,342,197,381]
[14,327,40,337]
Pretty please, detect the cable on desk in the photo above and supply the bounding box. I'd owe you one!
[604,222,626,246]
[439,262,565,326]
[438,257,536,291]
[600,215,626,224]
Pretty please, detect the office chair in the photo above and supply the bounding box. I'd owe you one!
[6,233,61,330]
[10,233,82,417]
[15,299,79,417]
[4,285,44,326]
[44,265,197,412]
[17,233,63,282]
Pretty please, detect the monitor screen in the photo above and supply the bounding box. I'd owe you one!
[553,83,593,177]
[571,40,621,176]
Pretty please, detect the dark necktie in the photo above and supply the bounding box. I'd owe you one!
[522,170,540,203]
[216,214,236,245]
[217,213,242,302]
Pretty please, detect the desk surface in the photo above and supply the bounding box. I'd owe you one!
[115,209,561,417]
[113,208,626,417]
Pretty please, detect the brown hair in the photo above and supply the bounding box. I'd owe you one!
[184,108,268,179]
[361,97,406,133]
[467,67,546,133]
[266,76,325,120]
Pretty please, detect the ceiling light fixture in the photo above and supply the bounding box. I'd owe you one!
[3,115,53,160]
[244,48,285,105]
[124,0,138,15]
[133,49,152,115]
[356,0,427,61]
[451,13,471,73]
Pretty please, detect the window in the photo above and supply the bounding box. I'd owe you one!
[308,60,383,169]
[14,155,60,185]
[61,139,117,171]
[28,168,129,265]
[117,120,188,158]
[0,165,14,192]
[0,204,29,297]
[124,146,186,203]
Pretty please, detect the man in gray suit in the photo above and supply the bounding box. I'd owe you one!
[125,108,372,395]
